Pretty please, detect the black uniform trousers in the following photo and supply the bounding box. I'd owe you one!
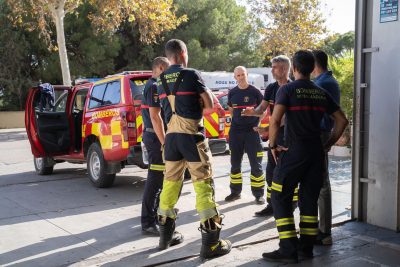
[265,127,298,205]
[229,129,264,198]
[271,139,325,256]
[141,131,164,229]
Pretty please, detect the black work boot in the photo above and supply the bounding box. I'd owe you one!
[314,231,332,245]
[225,193,241,202]
[262,250,298,263]
[158,216,184,250]
[199,216,232,259]
[255,196,266,205]
[254,204,273,217]
[298,240,314,259]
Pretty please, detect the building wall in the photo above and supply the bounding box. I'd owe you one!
[0,111,25,129]
[354,0,400,231]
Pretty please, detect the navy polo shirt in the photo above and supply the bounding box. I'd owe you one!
[314,71,340,132]
[275,79,339,144]
[141,78,161,129]
[228,85,263,131]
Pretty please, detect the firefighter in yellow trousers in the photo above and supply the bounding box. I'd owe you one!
[157,39,231,259]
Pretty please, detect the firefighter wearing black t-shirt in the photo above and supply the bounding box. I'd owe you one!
[224,66,265,204]
[242,55,298,216]
[140,57,170,236]
[156,39,231,259]
[262,51,348,263]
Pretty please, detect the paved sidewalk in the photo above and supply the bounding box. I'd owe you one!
[2,131,392,267]
[74,221,400,267]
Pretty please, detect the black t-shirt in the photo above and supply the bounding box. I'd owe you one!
[263,81,291,114]
[264,81,290,144]
[228,85,263,131]
[275,79,339,144]
[141,78,161,129]
[157,64,207,122]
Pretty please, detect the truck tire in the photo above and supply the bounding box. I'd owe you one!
[34,156,54,175]
[87,143,115,188]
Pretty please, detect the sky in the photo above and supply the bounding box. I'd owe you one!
[321,0,356,34]
[238,0,356,34]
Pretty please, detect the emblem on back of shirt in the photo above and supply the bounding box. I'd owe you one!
[244,96,249,103]
[154,94,159,103]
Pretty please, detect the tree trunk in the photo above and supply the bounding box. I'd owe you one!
[51,1,72,86]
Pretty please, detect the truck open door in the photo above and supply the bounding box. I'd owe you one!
[25,86,72,174]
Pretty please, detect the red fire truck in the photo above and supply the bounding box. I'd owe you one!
[25,71,226,188]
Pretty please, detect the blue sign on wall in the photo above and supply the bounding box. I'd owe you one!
[380,0,398,23]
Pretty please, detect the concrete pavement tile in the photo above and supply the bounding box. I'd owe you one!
[41,202,150,256]
[0,140,31,165]
[0,197,32,220]
[328,244,400,267]
[157,238,282,267]
[0,175,143,216]
[0,215,102,267]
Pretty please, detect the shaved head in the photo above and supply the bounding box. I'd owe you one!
[234,66,247,75]
[233,66,249,89]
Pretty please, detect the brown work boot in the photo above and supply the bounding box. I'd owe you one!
[199,216,232,259]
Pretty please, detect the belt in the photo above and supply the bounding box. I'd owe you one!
[145,128,155,133]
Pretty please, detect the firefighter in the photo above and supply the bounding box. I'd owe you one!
[140,57,170,235]
[262,50,348,263]
[224,66,265,204]
[312,50,341,245]
[242,55,298,216]
[156,39,231,259]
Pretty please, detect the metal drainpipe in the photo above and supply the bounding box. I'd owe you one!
[352,0,366,221]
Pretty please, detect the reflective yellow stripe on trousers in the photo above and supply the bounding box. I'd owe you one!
[150,164,165,171]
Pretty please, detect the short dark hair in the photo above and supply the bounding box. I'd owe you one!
[165,39,187,59]
[152,57,169,70]
[292,50,315,76]
[312,50,328,70]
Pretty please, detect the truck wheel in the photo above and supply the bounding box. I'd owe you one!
[87,143,115,188]
[34,157,54,175]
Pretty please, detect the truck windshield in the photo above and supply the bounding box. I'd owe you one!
[129,79,148,101]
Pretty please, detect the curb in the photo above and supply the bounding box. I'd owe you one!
[0,132,28,141]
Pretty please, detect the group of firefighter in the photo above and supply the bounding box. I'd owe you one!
[139,39,348,263]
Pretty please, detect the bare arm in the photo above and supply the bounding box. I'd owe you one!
[242,100,269,117]
[324,109,349,150]
[149,107,165,145]
[254,100,269,116]
[200,89,214,112]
